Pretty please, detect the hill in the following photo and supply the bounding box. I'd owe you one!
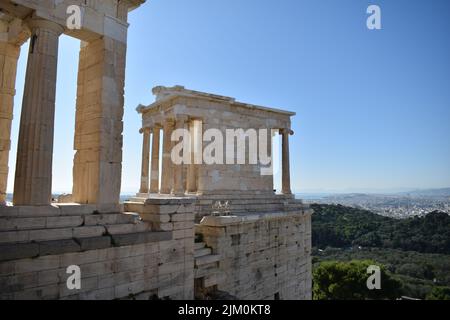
[311,204,450,254]
[398,188,450,198]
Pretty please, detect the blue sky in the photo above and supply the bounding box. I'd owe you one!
[7,0,450,194]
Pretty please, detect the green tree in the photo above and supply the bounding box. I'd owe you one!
[313,260,402,300]
[426,286,450,300]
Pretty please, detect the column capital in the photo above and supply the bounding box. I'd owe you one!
[175,114,189,122]
[279,128,294,136]
[164,118,176,127]
[139,127,151,134]
[26,19,64,35]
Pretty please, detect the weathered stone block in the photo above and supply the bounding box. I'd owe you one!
[14,255,60,274]
[195,254,220,267]
[0,243,39,261]
[46,216,83,228]
[111,231,172,247]
[73,226,106,238]
[105,222,151,235]
[77,236,111,251]
[28,228,74,242]
[0,217,46,231]
[39,239,81,256]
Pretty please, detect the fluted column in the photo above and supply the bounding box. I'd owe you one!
[173,116,188,196]
[160,119,175,194]
[0,41,20,205]
[280,128,293,195]
[139,128,151,194]
[13,19,63,206]
[150,125,161,193]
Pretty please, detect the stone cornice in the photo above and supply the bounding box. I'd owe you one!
[141,85,297,117]
[126,0,147,12]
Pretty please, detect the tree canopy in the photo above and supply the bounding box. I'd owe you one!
[311,204,450,254]
[313,260,402,300]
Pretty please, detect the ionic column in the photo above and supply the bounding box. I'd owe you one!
[186,120,197,193]
[13,19,63,206]
[280,128,294,195]
[149,125,161,193]
[139,128,151,194]
[173,116,188,196]
[0,40,21,205]
[160,119,175,194]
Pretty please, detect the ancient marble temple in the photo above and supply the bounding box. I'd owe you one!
[0,1,311,300]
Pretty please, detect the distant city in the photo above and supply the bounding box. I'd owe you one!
[5,188,450,220]
[298,188,450,219]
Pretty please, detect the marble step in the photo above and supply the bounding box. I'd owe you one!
[203,272,226,288]
[0,204,118,218]
[195,242,206,250]
[0,230,172,262]
[105,222,152,235]
[0,213,139,232]
[194,247,212,258]
[0,225,106,244]
[194,262,221,279]
[195,254,221,267]
[0,219,154,244]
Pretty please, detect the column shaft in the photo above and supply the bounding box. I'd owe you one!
[150,126,160,193]
[281,128,292,195]
[72,37,127,208]
[186,120,196,193]
[160,120,174,194]
[173,117,187,196]
[13,20,63,206]
[0,42,20,204]
[139,128,150,194]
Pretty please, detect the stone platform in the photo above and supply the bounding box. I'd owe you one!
[0,200,195,300]
[124,195,312,300]
[195,204,312,300]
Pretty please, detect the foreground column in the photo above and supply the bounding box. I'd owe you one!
[139,128,151,194]
[13,19,63,206]
[73,37,127,209]
[0,40,20,205]
[280,128,293,195]
[160,119,175,194]
[149,126,160,193]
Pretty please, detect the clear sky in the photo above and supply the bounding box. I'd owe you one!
[7,0,450,194]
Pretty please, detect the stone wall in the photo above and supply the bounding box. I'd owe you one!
[0,198,312,300]
[0,200,195,300]
[196,204,312,300]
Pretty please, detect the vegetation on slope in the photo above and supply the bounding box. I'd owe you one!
[313,260,402,300]
[311,204,450,299]
[311,204,450,254]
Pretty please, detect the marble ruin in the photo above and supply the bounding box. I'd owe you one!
[0,0,312,300]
